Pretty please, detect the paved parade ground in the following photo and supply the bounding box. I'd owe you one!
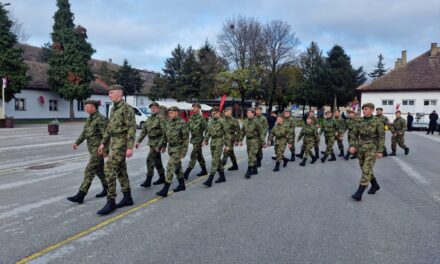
[1,123,440,264]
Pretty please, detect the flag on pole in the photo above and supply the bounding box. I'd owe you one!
[219,94,227,112]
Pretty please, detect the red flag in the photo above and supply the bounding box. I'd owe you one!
[396,103,401,110]
[219,94,227,112]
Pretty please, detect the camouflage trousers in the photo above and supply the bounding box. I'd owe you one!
[188,142,206,169]
[391,133,407,151]
[222,140,237,165]
[256,140,264,161]
[288,133,296,153]
[336,133,344,151]
[209,140,224,174]
[79,154,107,193]
[301,136,319,152]
[246,139,259,167]
[357,144,377,186]
[165,147,184,183]
[324,134,336,155]
[274,139,287,161]
[302,138,315,159]
[105,148,131,200]
[146,147,165,177]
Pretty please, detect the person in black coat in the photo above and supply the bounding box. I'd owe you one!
[427,110,438,134]
[407,113,414,132]
[267,111,277,134]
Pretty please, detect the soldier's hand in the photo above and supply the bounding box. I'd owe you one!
[161,147,166,153]
[135,143,140,149]
[224,147,230,152]
[180,155,184,160]
[72,144,78,151]
[239,142,243,146]
[98,144,105,155]
[288,144,292,148]
[349,147,356,154]
[126,148,133,158]
[376,152,383,159]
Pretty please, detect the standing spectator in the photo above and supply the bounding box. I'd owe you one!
[427,110,438,134]
[267,111,277,135]
[407,113,414,132]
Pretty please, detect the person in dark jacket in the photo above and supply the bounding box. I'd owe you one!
[267,111,277,134]
[427,110,438,134]
[407,113,414,132]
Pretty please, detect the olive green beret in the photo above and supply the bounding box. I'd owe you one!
[395,110,401,114]
[362,103,375,110]
[283,108,291,113]
[192,103,201,108]
[223,107,233,112]
[246,107,255,113]
[149,102,160,108]
[211,106,220,112]
[109,84,123,91]
[376,107,383,111]
[84,100,99,108]
[168,106,180,112]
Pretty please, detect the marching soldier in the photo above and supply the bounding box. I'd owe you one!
[320,111,338,162]
[135,102,167,188]
[202,107,231,187]
[389,110,410,156]
[296,110,320,159]
[255,106,269,167]
[333,110,346,157]
[297,117,319,166]
[283,108,296,161]
[375,107,391,156]
[343,110,358,160]
[156,106,190,197]
[97,85,136,215]
[349,103,385,201]
[221,107,240,171]
[239,108,266,179]
[67,100,108,204]
[268,115,292,172]
[184,103,208,179]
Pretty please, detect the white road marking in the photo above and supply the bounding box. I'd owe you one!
[0,195,66,220]
[393,157,429,185]
[411,132,440,143]
[0,141,73,152]
[0,172,70,191]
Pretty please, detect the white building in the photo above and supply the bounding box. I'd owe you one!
[358,43,440,124]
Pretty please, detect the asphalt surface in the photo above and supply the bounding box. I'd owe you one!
[0,123,440,264]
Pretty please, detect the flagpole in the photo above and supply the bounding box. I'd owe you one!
[1,77,5,120]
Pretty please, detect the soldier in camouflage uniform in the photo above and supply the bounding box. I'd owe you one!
[184,103,208,179]
[349,103,385,201]
[156,106,190,197]
[255,106,269,167]
[320,111,338,162]
[283,108,296,161]
[333,110,346,157]
[389,110,410,156]
[296,110,320,159]
[297,117,319,166]
[268,115,292,172]
[221,107,240,171]
[135,102,166,188]
[239,108,266,179]
[67,100,108,204]
[375,107,391,156]
[343,110,358,160]
[97,85,136,215]
[203,107,231,187]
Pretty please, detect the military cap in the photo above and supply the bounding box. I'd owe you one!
[325,110,332,114]
[395,110,401,114]
[376,107,383,111]
[149,102,160,108]
[277,114,285,118]
[346,109,355,114]
[168,106,180,112]
[223,106,233,112]
[192,103,202,108]
[211,106,220,112]
[246,107,256,113]
[255,106,263,110]
[109,84,123,91]
[362,103,375,109]
[84,99,99,108]
[283,108,291,113]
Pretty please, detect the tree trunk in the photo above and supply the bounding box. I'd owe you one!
[240,95,245,119]
[69,100,75,120]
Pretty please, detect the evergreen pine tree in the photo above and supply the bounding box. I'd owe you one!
[368,54,388,79]
[113,59,143,101]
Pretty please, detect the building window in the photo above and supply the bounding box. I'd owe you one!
[49,99,58,111]
[14,98,26,111]
[402,100,415,106]
[424,99,437,106]
[77,101,84,112]
[382,100,394,106]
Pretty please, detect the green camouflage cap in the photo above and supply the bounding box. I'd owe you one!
[109,84,123,91]
[168,106,180,112]
[246,107,255,113]
[283,108,291,113]
[255,106,263,110]
[223,106,233,112]
[211,106,220,112]
[376,107,383,111]
[362,103,375,110]
[149,102,160,108]
[84,99,99,108]
[192,103,202,108]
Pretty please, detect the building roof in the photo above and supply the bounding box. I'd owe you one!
[358,46,440,92]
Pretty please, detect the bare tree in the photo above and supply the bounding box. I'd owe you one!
[263,20,300,112]
[8,8,30,43]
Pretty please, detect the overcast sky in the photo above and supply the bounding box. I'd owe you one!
[7,0,440,74]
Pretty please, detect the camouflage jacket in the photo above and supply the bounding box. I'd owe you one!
[75,112,107,154]
[268,122,294,145]
[345,118,358,134]
[204,117,231,147]
[164,117,190,157]
[390,118,407,134]
[298,123,318,143]
[284,116,296,137]
[240,117,265,143]
[376,114,391,127]
[136,112,167,148]
[189,113,207,144]
[309,116,318,125]
[222,116,241,142]
[102,100,136,149]
[333,117,346,133]
[320,118,338,135]
[349,116,385,153]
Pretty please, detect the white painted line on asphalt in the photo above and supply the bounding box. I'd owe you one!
[0,141,73,152]
[0,172,70,190]
[393,157,429,185]
[411,132,440,143]
[0,195,65,220]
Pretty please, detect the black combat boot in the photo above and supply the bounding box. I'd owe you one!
[95,185,108,198]
[116,190,134,208]
[215,171,226,183]
[273,161,280,172]
[140,175,153,188]
[299,158,307,166]
[228,162,239,171]
[183,168,192,180]
[328,153,337,161]
[338,150,344,157]
[314,147,320,159]
[383,149,388,157]
[67,190,86,204]
[350,153,357,159]
[283,157,289,167]
[404,147,410,155]
[252,166,258,175]
[256,158,262,168]
[343,152,351,160]
[271,156,277,160]
[153,173,165,185]
[244,166,252,179]
[197,166,208,176]
[156,182,171,197]
[321,154,328,163]
[389,150,396,156]
[321,151,326,155]
[351,185,366,201]
[311,155,317,164]
[203,173,215,187]
[295,150,304,159]
[368,179,381,194]
[173,178,186,192]
[290,153,295,161]
[97,199,116,215]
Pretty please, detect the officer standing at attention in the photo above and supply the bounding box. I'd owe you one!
[67,100,108,204]
[375,107,391,156]
[221,107,240,171]
[389,110,410,156]
[183,103,208,179]
[203,106,231,187]
[135,102,167,187]
[156,106,190,197]
[239,108,266,179]
[255,106,269,168]
[97,85,136,215]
